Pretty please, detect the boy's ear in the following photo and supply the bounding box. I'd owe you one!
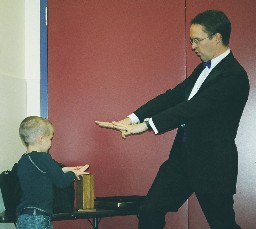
[37,135,45,144]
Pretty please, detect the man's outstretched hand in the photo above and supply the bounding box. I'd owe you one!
[95,121,116,129]
[95,118,148,139]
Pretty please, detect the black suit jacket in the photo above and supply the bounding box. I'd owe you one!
[134,52,250,193]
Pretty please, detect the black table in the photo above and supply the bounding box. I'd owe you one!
[0,208,139,229]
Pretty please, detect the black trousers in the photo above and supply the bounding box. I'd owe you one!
[138,147,240,229]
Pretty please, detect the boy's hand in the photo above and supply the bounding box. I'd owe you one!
[76,164,90,172]
[62,164,90,180]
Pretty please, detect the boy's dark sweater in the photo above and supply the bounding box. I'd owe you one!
[16,152,75,215]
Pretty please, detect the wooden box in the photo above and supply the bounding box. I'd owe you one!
[76,174,94,210]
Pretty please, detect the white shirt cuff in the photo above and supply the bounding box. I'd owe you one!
[127,113,140,124]
[148,118,158,134]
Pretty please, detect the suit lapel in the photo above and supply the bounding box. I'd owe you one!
[196,52,234,92]
[184,65,204,100]
[200,66,222,88]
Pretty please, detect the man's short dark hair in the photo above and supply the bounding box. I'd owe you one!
[191,10,231,46]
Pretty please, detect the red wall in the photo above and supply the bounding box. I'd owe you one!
[48,1,256,228]
[48,1,187,228]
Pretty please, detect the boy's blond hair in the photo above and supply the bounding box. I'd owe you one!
[19,116,54,147]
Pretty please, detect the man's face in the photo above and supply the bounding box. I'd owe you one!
[190,24,217,62]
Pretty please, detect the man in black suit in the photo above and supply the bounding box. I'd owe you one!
[96,10,249,229]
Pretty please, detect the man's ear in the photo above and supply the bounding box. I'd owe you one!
[215,33,222,44]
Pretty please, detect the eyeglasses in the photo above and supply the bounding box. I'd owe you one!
[190,36,210,45]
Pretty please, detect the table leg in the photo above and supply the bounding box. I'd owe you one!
[92,217,99,229]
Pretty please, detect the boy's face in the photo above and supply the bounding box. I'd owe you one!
[40,132,54,152]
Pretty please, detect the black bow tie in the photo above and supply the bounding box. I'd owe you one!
[203,60,211,69]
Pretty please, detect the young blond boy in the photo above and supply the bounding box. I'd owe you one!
[16,116,89,229]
